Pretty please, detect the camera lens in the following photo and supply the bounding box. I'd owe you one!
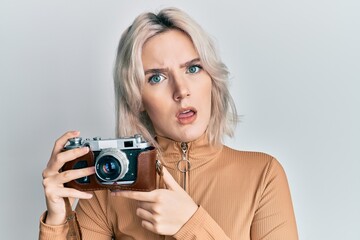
[95,148,129,182]
[97,156,121,180]
[102,160,117,174]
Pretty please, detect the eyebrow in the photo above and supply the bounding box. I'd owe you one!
[144,58,201,75]
[180,58,201,68]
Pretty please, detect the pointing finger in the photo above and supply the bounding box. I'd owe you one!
[161,167,182,191]
[114,190,158,202]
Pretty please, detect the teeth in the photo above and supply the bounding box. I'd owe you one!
[182,110,191,114]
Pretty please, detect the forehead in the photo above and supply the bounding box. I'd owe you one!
[141,29,199,68]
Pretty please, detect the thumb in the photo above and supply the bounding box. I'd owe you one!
[162,167,182,191]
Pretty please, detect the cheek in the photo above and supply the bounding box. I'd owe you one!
[141,85,170,115]
[142,99,167,123]
[142,91,158,116]
[203,80,212,111]
[143,102,158,120]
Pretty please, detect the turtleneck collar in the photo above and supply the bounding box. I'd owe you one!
[155,133,223,170]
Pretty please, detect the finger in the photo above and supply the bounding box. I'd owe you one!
[51,187,93,200]
[44,166,95,188]
[140,220,156,233]
[138,201,153,211]
[162,167,182,191]
[55,166,95,185]
[45,147,89,177]
[51,131,80,156]
[138,201,161,214]
[114,190,157,202]
[136,207,155,222]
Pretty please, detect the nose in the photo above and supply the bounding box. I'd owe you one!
[172,74,190,101]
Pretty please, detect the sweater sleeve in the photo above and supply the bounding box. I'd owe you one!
[39,212,69,240]
[38,191,113,240]
[173,206,231,240]
[250,158,298,240]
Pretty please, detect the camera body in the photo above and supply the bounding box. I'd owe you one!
[62,134,157,191]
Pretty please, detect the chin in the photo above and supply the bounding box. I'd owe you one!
[176,129,206,143]
[156,124,208,143]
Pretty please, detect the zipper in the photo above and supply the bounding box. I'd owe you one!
[176,142,190,191]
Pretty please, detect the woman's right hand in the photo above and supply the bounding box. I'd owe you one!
[42,131,95,225]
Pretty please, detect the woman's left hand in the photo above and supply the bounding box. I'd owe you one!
[112,167,198,235]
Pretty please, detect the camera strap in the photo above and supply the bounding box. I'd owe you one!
[64,197,82,240]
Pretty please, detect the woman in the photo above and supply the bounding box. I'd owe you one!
[40,7,298,239]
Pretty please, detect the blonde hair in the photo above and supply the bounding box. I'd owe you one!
[114,7,238,146]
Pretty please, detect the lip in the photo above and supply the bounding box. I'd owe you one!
[176,107,197,125]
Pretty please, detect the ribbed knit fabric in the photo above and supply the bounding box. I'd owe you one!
[39,212,70,239]
[39,134,298,239]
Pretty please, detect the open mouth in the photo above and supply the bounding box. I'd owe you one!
[177,108,197,124]
[178,109,195,118]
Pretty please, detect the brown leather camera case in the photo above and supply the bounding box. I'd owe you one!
[62,148,157,192]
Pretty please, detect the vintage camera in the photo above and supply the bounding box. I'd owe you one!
[62,134,157,191]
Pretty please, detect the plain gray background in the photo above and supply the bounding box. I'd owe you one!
[1,0,359,239]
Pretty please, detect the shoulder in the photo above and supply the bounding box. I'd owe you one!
[220,145,286,179]
[221,145,276,166]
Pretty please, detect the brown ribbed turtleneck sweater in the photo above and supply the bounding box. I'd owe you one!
[39,134,298,239]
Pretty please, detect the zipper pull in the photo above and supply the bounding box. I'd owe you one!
[177,142,191,191]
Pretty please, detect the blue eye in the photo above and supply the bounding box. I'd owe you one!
[187,65,202,74]
[148,74,165,84]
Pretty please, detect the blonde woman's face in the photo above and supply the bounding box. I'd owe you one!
[141,30,212,142]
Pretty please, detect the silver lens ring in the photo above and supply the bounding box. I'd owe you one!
[95,148,129,182]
